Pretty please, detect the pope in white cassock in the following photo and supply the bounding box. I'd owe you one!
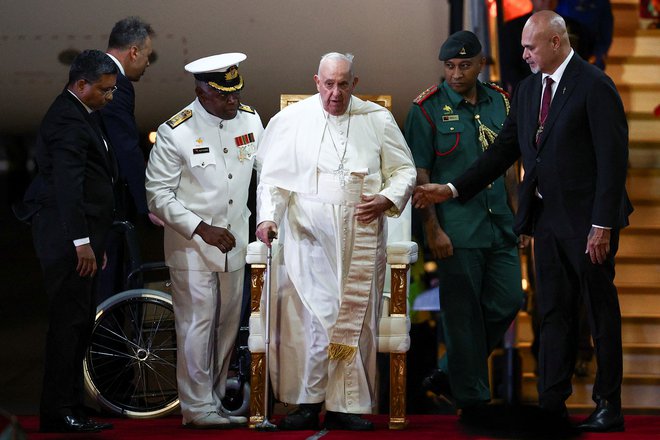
[255,52,416,431]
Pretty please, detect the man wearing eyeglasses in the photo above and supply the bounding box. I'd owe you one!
[146,53,263,429]
[16,50,118,433]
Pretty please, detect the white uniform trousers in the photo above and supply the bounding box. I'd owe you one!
[169,267,244,423]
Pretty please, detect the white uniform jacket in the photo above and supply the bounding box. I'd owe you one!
[146,98,263,272]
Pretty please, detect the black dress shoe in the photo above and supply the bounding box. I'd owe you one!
[421,369,453,401]
[577,399,624,432]
[278,403,322,430]
[72,407,114,430]
[83,417,114,430]
[40,415,101,433]
[323,411,374,431]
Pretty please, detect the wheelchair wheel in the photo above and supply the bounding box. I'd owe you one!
[84,289,179,418]
[219,377,250,416]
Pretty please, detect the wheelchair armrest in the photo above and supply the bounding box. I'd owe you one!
[246,241,268,265]
[386,241,418,265]
[246,240,281,265]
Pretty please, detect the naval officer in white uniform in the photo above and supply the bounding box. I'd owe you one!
[146,52,263,428]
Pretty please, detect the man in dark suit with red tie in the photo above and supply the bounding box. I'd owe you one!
[18,50,118,433]
[413,11,631,432]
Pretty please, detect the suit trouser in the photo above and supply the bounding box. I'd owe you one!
[437,230,523,408]
[533,203,622,411]
[169,267,243,424]
[32,211,101,421]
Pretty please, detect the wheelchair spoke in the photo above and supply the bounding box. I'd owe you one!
[85,293,179,414]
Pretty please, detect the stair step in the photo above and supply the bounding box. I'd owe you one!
[612,1,644,35]
[616,262,660,287]
[628,203,660,228]
[521,373,660,408]
[621,315,660,344]
[516,341,660,373]
[629,141,660,169]
[628,115,660,142]
[618,288,660,315]
[618,84,660,113]
[610,30,660,57]
[607,59,660,86]
[626,168,660,203]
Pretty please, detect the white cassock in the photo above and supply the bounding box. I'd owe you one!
[257,94,415,413]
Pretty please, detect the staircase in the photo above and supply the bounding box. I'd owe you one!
[516,0,660,412]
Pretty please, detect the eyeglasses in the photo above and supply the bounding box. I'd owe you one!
[102,86,118,97]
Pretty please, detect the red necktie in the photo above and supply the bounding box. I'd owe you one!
[536,77,554,145]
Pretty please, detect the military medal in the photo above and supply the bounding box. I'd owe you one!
[234,132,256,162]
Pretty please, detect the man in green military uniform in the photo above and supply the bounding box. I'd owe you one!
[404,30,523,415]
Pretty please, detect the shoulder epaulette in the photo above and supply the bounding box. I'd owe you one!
[484,82,510,99]
[166,109,192,129]
[484,82,510,115]
[238,104,255,114]
[413,84,439,105]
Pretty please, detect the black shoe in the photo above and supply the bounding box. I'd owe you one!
[278,403,322,430]
[84,418,114,430]
[323,411,374,431]
[421,369,453,401]
[72,406,114,430]
[577,399,624,432]
[40,415,101,433]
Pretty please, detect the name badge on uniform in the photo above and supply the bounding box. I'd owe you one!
[442,115,460,122]
[235,133,256,162]
[193,147,210,154]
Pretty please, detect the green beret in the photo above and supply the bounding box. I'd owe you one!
[439,30,482,60]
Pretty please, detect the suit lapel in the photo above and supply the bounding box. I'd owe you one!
[93,112,119,183]
[529,74,542,147]
[64,92,117,183]
[536,55,582,151]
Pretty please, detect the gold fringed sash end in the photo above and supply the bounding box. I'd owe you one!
[328,343,357,361]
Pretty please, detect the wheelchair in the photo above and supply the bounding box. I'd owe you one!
[83,221,251,418]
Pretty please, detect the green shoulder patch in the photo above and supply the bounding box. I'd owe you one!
[166,109,192,129]
[238,104,255,114]
[413,84,439,105]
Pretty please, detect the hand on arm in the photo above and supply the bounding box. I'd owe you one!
[355,194,393,224]
[413,183,453,209]
[194,221,236,254]
[76,244,97,277]
[415,168,453,259]
[148,212,165,227]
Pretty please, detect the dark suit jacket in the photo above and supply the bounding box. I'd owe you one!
[100,72,148,217]
[21,90,117,259]
[454,53,632,238]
